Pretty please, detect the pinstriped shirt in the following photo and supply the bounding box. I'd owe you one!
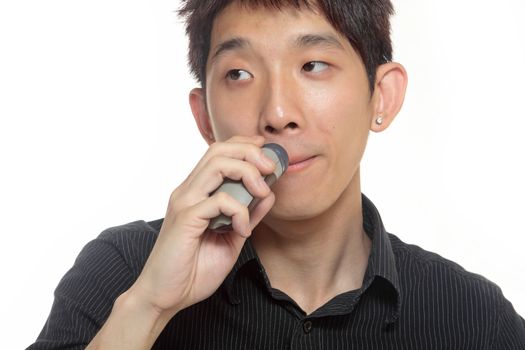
[29,194,525,349]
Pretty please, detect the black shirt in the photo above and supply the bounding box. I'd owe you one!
[29,194,525,349]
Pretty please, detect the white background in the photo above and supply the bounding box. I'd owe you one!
[1,0,524,348]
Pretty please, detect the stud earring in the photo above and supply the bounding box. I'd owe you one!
[375,116,384,125]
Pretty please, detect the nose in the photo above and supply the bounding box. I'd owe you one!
[258,75,304,136]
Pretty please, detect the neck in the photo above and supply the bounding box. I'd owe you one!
[251,171,371,314]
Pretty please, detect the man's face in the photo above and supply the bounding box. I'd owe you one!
[201,2,376,221]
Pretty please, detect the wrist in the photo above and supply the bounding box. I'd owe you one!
[116,287,176,331]
[86,288,176,350]
[98,288,175,349]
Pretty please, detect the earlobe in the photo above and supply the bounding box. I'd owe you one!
[189,88,215,145]
[370,62,408,133]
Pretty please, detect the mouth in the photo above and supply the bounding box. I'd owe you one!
[286,155,317,173]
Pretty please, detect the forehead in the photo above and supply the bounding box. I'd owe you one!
[209,2,348,53]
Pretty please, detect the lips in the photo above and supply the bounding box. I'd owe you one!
[266,142,320,173]
[288,155,315,166]
[286,155,317,172]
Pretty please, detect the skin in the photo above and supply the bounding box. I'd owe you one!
[191,2,408,312]
[87,2,407,349]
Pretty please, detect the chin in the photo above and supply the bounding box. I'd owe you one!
[266,190,330,222]
[267,168,358,223]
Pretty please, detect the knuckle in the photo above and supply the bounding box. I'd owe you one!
[240,205,249,218]
[167,189,181,213]
[246,142,262,154]
[166,185,195,217]
[169,186,182,202]
[245,164,263,182]
[208,141,224,154]
[207,154,223,168]
[215,191,233,203]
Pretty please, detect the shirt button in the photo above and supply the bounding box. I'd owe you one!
[303,320,313,334]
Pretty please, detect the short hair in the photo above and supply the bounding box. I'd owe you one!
[178,0,394,92]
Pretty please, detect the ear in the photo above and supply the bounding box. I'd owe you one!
[189,88,215,145]
[370,62,408,133]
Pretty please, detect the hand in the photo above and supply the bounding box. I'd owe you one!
[129,135,276,319]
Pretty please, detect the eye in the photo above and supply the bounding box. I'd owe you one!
[226,69,253,81]
[302,61,329,73]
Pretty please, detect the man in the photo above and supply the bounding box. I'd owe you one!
[29,0,525,349]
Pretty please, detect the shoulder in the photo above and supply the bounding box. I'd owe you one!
[30,219,165,347]
[60,218,164,299]
[387,233,503,318]
[51,219,164,310]
[388,233,525,342]
[387,233,525,346]
[388,232,498,292]
[97,217,163,243]
[91,218,163,276]
[64,220,163,310]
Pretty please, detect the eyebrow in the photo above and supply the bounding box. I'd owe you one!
[293,33,345,51]
[210,37,250,63]
[209,33,345,63]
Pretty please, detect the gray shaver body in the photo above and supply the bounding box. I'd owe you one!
[208,143,289,231]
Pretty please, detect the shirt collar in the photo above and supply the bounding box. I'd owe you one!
[361,193,401,324]
[223,238,258,305]
[223,193,401,322]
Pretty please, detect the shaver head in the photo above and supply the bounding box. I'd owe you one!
[262,143,289,175]
[208,143,288,232]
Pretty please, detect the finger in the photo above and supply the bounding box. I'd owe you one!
[179,191,251,238]
[190,141,276,181]
[225,135,265,146]
[248,191,276,229]
[165,145,275,219]
[190,156,272,199]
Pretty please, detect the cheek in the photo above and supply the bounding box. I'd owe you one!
[303,81,372,184]
[207,89,260,141]
[303,82,371,139]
